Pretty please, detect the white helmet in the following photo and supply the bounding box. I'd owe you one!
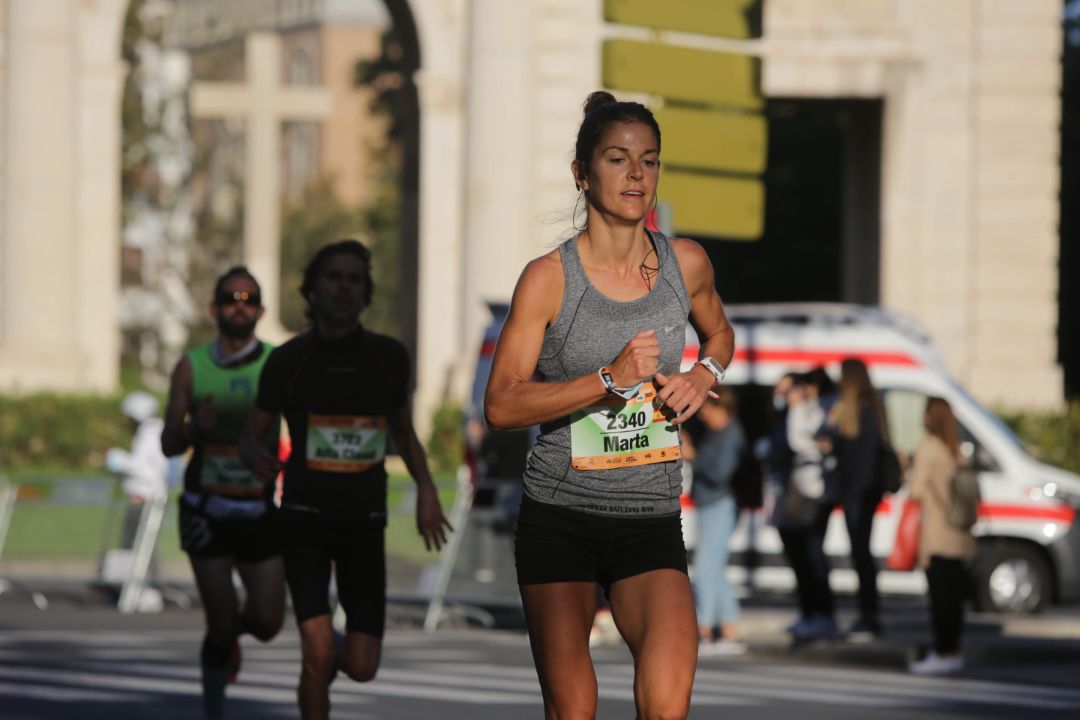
[121,391,159,423]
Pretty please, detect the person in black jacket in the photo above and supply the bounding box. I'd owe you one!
[830,358,890,640]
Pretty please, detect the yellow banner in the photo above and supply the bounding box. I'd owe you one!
[603,39,762,110]
[604,0,761,39]
[655,107,766,175]
[662,171,764,240]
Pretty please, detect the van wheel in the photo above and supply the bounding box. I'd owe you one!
[971,543,1051,614]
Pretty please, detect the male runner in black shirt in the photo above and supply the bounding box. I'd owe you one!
[240,240,450,720]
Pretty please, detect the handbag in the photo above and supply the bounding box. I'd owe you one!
[778,483,819,529]
[877,442,903,495]
[885,499,921,571]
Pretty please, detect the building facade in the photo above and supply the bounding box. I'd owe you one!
[0,0,1065,431]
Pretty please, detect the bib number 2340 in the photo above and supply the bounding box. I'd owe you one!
[569,383,681,471]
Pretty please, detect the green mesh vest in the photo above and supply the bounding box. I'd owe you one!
[187,341,276,497]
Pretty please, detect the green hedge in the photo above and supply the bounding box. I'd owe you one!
[6,390,1077,479]
[427,403,464,475]
[1000,402,1080,475]
[0,393,131,472]
[0,392,467,478]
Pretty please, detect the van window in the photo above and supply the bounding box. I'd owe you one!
[882,389,926,456]
[882,389,1000,473]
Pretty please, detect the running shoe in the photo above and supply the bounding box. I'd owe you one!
[908,652,964,675]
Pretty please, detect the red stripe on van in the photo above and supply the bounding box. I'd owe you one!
[977,503,1076,524]
[870,498,1073,524]
[731,349,921,367]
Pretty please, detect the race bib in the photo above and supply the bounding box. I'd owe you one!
[570,382,681,471]
[307,414,387,473]
[201,445,262,497]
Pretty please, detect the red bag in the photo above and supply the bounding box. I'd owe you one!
[885,499,921,571]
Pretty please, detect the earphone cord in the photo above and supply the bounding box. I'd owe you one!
[639,245,660,291]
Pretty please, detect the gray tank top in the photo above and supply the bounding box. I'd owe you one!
[523,230,691,517]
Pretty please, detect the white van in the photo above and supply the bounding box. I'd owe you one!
[680,303,1080,614]
[468,301,1080,614]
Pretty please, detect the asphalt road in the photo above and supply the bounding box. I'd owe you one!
[2,584,1080,720]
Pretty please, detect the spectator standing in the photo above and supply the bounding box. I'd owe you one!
[779,372,839,641]
[105,391,173,611]
[907,397,976,675]
[687,387,748,656]
[831,358,890,640]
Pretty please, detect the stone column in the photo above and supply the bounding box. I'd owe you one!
[0,0,125,392]
[460,0,535,370]
[1,1,79,385]
[75,0,128,390]
[412,0,468,436]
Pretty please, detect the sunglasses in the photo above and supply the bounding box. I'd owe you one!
[216,290,261,307]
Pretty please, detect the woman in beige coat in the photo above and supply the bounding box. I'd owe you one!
[906,397,976,675]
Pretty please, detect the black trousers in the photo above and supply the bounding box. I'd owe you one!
[926,556,968,655]
[843,493,880,622]
[779,502,834,619]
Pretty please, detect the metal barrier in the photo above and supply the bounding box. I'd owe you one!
[423,468,477,631]
[115,493,169,614]
[0,475,48,610]
[422,467,521,632]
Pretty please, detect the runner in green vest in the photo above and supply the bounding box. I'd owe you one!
[161,267,285,720]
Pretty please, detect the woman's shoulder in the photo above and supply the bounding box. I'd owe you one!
[916,435,953,462]
[517,248,564,291]
[668,236,713,291]
[508,248,565,326]
[668,236,708,268]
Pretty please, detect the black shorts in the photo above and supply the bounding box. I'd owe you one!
[281,509,386,636]
[179,499,282,563]
[514,495,688,595]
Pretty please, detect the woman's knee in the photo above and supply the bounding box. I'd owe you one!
[636,692,691,720]
[543,692,597,720]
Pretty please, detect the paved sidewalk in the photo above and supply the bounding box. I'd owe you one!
[733,601,1080,688]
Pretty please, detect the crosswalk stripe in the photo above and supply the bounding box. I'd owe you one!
[2,629,1078,714]
[88,660,540,706]
[0,680,143,703]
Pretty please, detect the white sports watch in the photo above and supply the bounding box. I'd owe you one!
[695,356,726,386]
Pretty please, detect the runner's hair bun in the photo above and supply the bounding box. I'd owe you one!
[583,90,618,118]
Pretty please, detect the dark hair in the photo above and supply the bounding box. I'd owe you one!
[804,366,835,397]
[573,90,661,190]
[924,396,960,458]
[213,266,261,301]
[299,239,374,309]
[838,357,889,442]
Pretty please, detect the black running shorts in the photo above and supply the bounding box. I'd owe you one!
[179,499,282,563]
[281,508,386,637]
[514,495,688,594]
